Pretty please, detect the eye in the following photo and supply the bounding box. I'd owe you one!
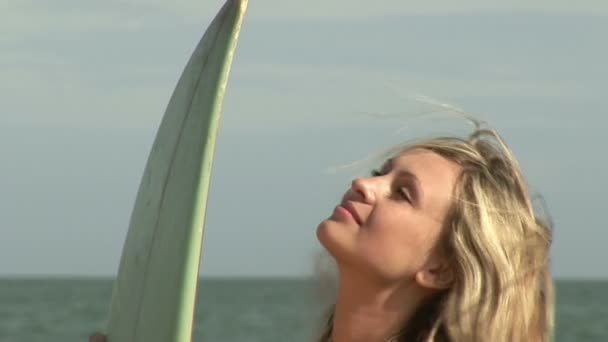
[370,169,383,177]
[399,187,413,203]
[372,168,413,203]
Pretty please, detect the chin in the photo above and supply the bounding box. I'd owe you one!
[316,220,332,248]
[316,220,353,262]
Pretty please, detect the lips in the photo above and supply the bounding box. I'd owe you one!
[340,200,362,225]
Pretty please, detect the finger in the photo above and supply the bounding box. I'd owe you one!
[89,333,107,342]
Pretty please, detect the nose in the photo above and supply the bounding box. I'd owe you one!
[350,177,376,203]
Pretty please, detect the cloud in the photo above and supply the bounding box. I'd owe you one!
[1,2,148,37]
[2,1,603,130]
[0,64,169,130]
[234,61,590,99]
[3,0,606,37]
[122,0,608,20]
[0,55,591,131]
[249,0,608,19]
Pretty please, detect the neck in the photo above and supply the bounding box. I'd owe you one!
[330,270,427,342]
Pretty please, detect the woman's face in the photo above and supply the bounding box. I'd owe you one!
[317,148,462,285]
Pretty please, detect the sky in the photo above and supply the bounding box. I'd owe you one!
[1,0,606,279]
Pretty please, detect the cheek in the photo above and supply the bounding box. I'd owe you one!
[365,210,426,248]
[360,212,439,277]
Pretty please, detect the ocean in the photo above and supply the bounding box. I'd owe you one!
[0,278,605,342]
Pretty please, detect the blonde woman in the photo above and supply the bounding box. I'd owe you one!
[315,125,553,342]
[90,124,554,342]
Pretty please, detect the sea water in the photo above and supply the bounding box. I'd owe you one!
[0,278,605,342]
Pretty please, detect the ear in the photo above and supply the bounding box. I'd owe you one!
[415,261,453,290]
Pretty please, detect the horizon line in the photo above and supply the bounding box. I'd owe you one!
[0,274,606,282]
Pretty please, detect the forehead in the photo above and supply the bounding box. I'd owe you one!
[390,149,462,211]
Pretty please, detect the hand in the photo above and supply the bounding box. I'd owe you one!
[89,333,107,342]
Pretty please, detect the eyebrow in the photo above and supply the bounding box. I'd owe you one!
[384,158,424,206]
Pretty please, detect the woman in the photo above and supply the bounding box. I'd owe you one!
[90,125,554,342]
[315,126,554,341]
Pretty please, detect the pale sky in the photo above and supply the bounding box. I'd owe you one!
[1,1,606,278]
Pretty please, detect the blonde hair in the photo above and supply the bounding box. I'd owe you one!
[316,125,554,342]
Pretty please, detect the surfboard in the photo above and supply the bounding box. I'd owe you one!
[104,1,248,341]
